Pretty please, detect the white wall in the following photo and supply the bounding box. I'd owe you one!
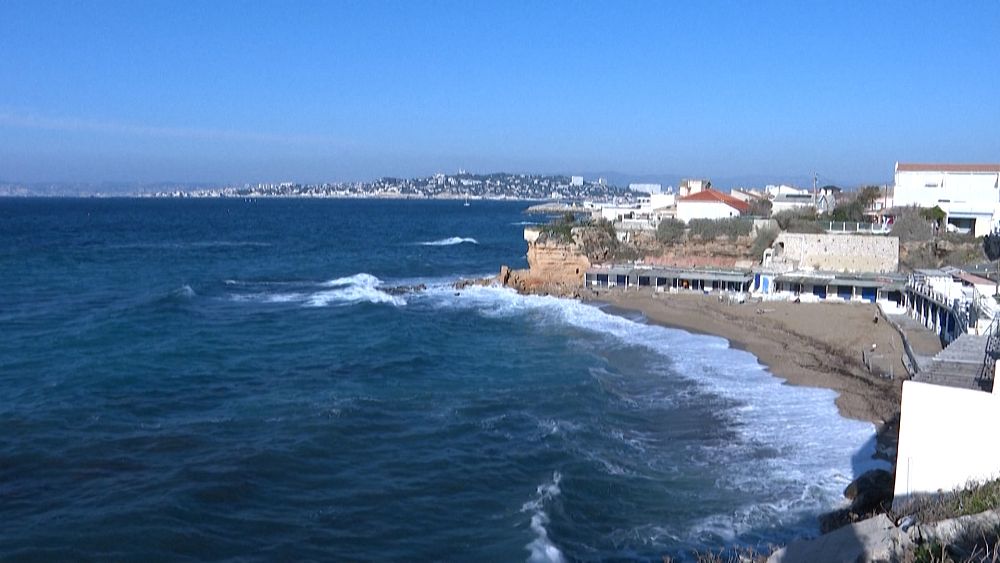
[895,170,1000,235]
[676,200,741,223]
[894,381,1000,505]
[895,170,998,211]
[648,193,675,209]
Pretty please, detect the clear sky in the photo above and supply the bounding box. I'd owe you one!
[1,1,998,187]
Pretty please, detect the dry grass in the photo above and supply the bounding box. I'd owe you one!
[897,480,1000,524]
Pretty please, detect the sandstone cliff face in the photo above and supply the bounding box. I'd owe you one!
[499,237,590,297]
[644,236,756,269]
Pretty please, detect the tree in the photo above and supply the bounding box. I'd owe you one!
[747,198,772,218]
[655,218,686,244]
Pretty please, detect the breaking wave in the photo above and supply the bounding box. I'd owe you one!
[227,273,405,307]
[522,472,566,563]
[419,284,886,541]
[417,237,478,246]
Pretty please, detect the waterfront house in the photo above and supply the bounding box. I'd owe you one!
[676,189,750,223]
[893,162,1000,236]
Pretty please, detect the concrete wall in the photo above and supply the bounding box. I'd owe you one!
[894,381,1000,505]
[677,200,741,223]
[773,233,899,273]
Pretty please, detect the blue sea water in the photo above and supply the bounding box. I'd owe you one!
[0,199,883,561]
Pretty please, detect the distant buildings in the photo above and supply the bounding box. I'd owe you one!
[678,179,710,197]
[628,183,662,195]
[893,162,1000,236]
[570,176,584,187]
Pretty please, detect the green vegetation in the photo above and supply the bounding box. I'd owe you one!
[539,212,577,243]
[772,208,824,234]
[655,218,686,244]
[899,479,1000,524]
[687,217,753,240]
[921,205,947,225]
[746,198,772,218]
[751,226,779,259]
[828,185,881,222]
[891,209,934,242]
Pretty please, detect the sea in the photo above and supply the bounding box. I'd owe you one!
[0,198,884,561]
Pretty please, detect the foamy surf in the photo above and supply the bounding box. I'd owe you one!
[417,237,478,246]
[522,472,566,563]
[227,273,405,307]
[421,284,885,538]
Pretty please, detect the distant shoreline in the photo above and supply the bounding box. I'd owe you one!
[0,194,552,202]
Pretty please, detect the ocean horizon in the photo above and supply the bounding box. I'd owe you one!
[0,198,884,561]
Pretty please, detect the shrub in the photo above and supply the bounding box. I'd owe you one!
[785,219,826,234]
[773,208,817,230]
[747,198,772,218]
[688,218,753,240]
[655,218,686,244]
[891,210,934,242]
[751,226,779,259]
[539,213,576,243]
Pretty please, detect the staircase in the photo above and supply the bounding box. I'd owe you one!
[914,334,990,391]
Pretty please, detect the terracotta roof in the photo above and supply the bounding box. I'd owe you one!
[678,189,750,213]
[896,163,1000,173]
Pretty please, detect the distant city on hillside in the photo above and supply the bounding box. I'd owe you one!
[0,172,635,201]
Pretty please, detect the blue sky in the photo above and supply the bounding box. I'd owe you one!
[1,1,998,187]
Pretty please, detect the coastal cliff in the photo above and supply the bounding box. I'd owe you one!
[498,236,591,297]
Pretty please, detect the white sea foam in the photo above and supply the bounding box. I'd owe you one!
[522,472,566,563]
[421,284,888,538]
[174,284,196,298]
[417,237,478,246]
[228,273,405,307]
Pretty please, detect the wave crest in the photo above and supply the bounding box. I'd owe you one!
[228,273,405,307]
[522,471,565,563]
[418,237,478,246]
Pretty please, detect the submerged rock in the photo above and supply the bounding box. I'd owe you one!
[383,284,427,296]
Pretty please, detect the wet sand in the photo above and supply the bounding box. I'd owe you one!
[586,290,906,461]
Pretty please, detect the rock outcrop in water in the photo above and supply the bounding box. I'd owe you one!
[495,233,591,298]
[454,229,592,298]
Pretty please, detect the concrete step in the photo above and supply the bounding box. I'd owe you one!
[933,334,988,363]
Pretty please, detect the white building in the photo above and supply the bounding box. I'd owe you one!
[628,183,662,195]
[678,179,710,197]
[570,176,584,187]
[765,184,809,197]
[730,188,766,203]
[647,192,675,209]
[676,189,749,223]
[894,162,1000,236]
[770,192,817,214]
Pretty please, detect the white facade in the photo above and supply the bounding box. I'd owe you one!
[894,163,1000,236]
[647,193,675,209]
[894,381,1000,505]
[678,179,710,197]
[628,183,662,195]
[730,188,765,202]
[770,193,817,215]
[765,184,808,197]
[570,176,584,187]
[676,200,742,222]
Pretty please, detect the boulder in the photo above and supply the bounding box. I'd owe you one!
[769,514,913,563]
[819,470,895,534]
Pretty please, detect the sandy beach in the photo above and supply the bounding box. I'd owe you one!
[587,289,912,462]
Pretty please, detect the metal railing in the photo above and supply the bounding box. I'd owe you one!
[979,315,1000,384]
[822,221,892,234]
